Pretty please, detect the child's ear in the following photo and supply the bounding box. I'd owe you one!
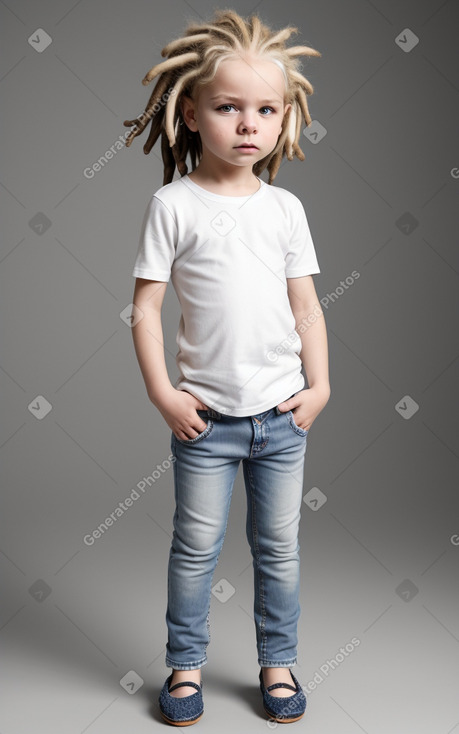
[181,94,199,132]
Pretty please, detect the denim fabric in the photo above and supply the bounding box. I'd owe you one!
[165,392,309,670]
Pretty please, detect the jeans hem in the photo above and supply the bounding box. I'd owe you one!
[165,657,208,670]
[259,659,297,667]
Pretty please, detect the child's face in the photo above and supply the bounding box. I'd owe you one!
[181,55,291,173]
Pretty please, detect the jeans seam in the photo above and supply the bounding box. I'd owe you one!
[246,461,267,662]
[201,498,232,661]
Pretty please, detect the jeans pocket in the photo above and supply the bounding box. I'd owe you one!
[287,410,309,437]
[175,411,215,445]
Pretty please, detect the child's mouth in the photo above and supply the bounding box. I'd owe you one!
[235,145,259,152]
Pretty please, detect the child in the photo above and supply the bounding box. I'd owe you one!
[124,9,330,726]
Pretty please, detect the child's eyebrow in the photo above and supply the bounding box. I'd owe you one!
[210,94,281,104]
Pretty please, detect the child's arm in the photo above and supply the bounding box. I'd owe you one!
[277,275,330,431]
[131,278,209,440]
[288,275,330,395]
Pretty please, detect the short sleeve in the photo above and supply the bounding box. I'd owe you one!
[284,196,320,277]
[131,196,177,281]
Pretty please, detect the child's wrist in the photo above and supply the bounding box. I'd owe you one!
[308,382,331,401]
[148,384,175,408]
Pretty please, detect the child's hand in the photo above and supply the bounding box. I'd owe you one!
[155,388,209,441]
[276,386,330,432]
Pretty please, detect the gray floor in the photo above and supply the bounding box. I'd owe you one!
[2,450,459,733]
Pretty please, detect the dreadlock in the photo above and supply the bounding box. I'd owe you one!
[123,9,321,185]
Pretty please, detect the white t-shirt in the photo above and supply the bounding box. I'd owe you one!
[132,174,320,417]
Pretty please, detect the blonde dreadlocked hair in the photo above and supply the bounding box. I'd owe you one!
[123,9,321,185]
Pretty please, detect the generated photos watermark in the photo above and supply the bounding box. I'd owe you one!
[83,88,176,179]
[267,269,360,362]
[83,454,175,546]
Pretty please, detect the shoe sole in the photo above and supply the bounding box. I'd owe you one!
[160,710,204,726]
[263,706,305,724]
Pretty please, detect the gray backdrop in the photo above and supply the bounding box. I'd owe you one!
[1,0,458,732]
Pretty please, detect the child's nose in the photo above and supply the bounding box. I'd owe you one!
[239,119,258,133]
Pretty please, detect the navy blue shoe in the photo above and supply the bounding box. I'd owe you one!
[259,668,306,723]
[159,672,204,726]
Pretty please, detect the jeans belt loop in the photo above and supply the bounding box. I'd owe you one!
[207,407,221,420]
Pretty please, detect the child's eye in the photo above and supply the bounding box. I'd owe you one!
[216,104,236,112]
[216,105,276,115]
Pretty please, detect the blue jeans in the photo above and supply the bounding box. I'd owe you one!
[165,392,309,670]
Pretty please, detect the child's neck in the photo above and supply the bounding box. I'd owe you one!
[187,162,261,197]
